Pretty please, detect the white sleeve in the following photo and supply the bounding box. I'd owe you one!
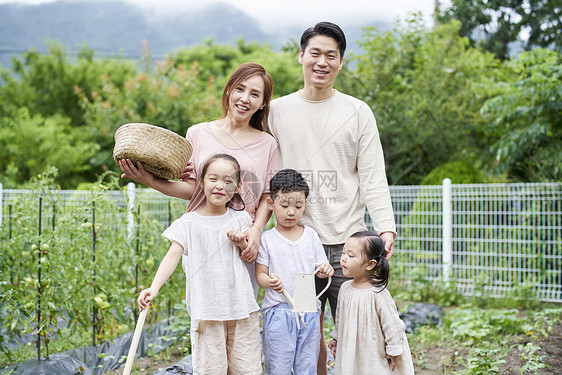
[356,105,396,235]
[256,232,269,266]
[161,216,189,254]
[375,289,405,357]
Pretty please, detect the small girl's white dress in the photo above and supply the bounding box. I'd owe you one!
[330,280,415,375]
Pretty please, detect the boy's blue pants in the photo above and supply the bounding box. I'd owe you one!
[262,303,321,375]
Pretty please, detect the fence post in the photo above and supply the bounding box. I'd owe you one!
[0,182,3,229]
[92,201,97,347]
[37,197,42,360]
[127,182,136,241]
[443,178,453,283]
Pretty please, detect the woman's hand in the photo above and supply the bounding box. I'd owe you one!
[119,159,155,186]
[240,225,260,262]
[179,161,194,181]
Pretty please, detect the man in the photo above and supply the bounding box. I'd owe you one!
[268,21,397,374]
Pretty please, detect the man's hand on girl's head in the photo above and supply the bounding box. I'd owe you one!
[379,232,395,260]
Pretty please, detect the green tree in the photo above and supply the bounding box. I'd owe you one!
[439,0,562,60]
[169,39,241,93]
[0,43,143,186]
[229,43,303,98]
[421,160,488,185]
[352,18,500,185]
[479,48,562,181]
[170,39,302,98]
[79,40,302,179]
[77,58,220,178]
[0,42,137,125]
[0,40,303,187]
[0,108,99,188]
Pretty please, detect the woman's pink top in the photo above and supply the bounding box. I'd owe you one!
[185,122,278,221]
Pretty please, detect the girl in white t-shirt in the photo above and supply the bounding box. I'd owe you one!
[328,231,414,375]
[137,154,262,375]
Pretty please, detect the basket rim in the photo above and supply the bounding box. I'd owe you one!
[113,123,192,180]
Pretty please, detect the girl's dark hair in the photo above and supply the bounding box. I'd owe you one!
[300,21,347,60]
[221,62,274,131]
[350,231,389,290]
[200,154,245,211]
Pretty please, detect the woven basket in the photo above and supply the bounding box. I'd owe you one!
[113,123,192,180]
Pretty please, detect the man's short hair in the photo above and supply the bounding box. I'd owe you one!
[300,21,347,59]
[270,169,310,199]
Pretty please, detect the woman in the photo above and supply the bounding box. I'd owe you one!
[119,62,277,275]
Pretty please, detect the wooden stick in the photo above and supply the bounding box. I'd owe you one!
[122,306,149,375]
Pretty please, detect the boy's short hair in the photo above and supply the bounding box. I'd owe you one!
[270,169,310,199]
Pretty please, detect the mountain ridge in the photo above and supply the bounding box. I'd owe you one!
[0,0,389,66]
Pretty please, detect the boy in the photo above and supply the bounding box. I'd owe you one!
[256,168,334,375]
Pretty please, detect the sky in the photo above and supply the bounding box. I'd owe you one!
[0,0,442,30]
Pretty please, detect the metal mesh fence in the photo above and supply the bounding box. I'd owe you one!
[0,187,187,233]
[2,182,561,302]
[448,183,561,302]
[366,182,561,302]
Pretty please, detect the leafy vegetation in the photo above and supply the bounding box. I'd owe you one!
[391,268,561,374]
[351,19,501,185]
[479,48,562,181]
[1,16,561,187]
[0,171,188,366]
[439,0,561,60]
[421,160,489,185]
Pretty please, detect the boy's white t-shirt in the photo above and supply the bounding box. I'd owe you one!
[162,208,259,321]
[256,225,328,316]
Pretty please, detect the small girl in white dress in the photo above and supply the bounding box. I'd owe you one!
[137,154,262,375]
[328,231,415,375]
